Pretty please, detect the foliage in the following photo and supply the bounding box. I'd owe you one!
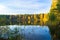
[47,0,60,40]
[49,13,56,21]
[56,0,60,12]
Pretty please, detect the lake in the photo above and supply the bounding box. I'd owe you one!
[9,25,51,40]
[0,25,51,40]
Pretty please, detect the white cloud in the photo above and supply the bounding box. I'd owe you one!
[0,5,7,12]
[0,0,52,15]
[0,4,16,15]
[0,5,8,14]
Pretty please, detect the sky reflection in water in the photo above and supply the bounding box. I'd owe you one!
[8,25,51,40]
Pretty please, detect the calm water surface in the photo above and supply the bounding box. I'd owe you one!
[1,25,51,40]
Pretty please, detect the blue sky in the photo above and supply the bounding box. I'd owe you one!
[0,0,52,15]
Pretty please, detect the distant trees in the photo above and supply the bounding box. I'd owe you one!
[0,14,44,25]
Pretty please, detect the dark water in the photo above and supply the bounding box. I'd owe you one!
[9,25,51,40]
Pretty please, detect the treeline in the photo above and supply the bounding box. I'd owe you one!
[0,14,44,26]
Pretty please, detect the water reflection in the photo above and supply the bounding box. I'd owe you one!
[0,25,51,40]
